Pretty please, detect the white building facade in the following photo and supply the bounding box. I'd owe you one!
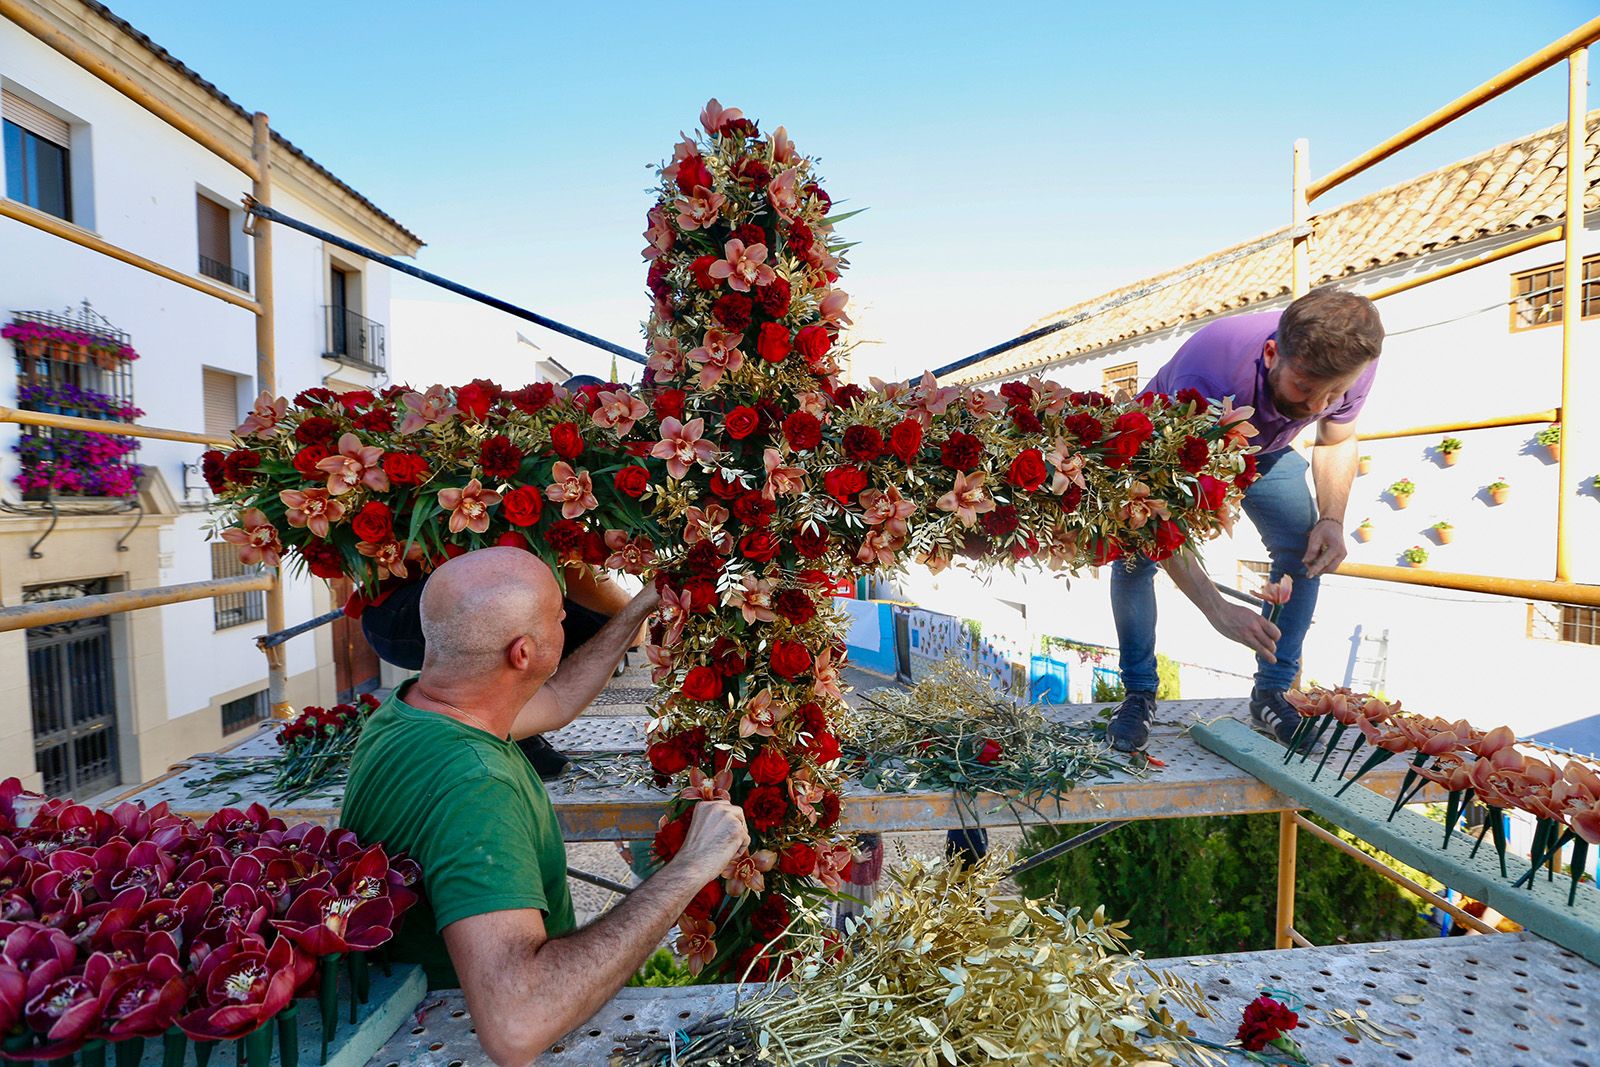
[0,0,422,794]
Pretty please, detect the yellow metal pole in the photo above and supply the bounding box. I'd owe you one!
[250,112,290,717]
[0,200,261,313]
[1556,50,1587,584]
[1275,810,1298,950]
[1355,408,1559,443]
[1333,562,1600,607]
[0,406,231,447]
[1367,229,1564,301]
[0,576,274,633]
[0,0,259,179]
[1308,15,1600,201]
[1291,139,1310,298]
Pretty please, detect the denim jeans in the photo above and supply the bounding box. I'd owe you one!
[1110,448,1320,694]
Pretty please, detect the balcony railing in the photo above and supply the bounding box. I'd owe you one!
[322,305,386,372]
[198,254,250,292]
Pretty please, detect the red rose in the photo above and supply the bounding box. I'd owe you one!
[549,421,584,460]
[1148,519,1185,562]
[793,524,830,559]
[713,293,753,332]
[778,841,817,877]
[455,378,500,421]
[1103,430,1143,469]
[479,434,524,479]
[675,153,713,194]
[818,791,842,830]
[976,738,1003,765]
[690,255,719,291]
[681,666,723,702]
[647,738,691,776]
[733,491,774,527]
[495,531,533,550]
[707,471,742,499]
[725,406,760,440]
[291,444,330,479]
[842,425,884,463]
[792,324,830,364]
[773,588,816,625]
[783,411,823,450]
[1006,448,1047,491]
[1179,435,1210,474]
[294,416,338,445]
[614,465,649,498]
[1114,409,1154,442]
[750,894,789,940]
[1063,412,1103,444]
[756,323,792,363]
[742,785,789,832]
[301,539,344,580]
[756,278,791,318]
[383,452,429,485]
[544,518,586,557]
[652,814,690,862]
[739,530,781,562]
[1176,387,1208,408]
[823,465,868,505]
[501,485,544,527]
[940,432,982,472]
[1196,474,1229,511]
[748,747,790,786]
[1091,537,1124,567]
[581,530,608,565]
[888,419,924,463]
[351,501,394,542]
[769,640,812,680]
[684,879,723,919]
[652,388,686,422]
[808,728,842,765]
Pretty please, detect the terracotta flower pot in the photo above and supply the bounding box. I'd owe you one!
[1354,526,1373,543]
[1358,458,1372,476]
[1393,494,1411,510]
[1545,443,1561,463]
[1408,559,1427,568]
[1442,452,1458,467]
[1434,528,1454,545]
[1489,487,1510,505]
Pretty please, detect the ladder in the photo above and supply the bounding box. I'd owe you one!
[1351,627,1390,695]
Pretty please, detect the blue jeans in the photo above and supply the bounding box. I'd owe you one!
[1110,448,1320,694]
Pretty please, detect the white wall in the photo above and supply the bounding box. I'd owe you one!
[389,296,627,389]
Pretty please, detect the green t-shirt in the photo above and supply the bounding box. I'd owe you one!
[339,681,575,989]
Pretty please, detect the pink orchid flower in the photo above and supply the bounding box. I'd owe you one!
[964,388,1004,417]
[936,470,995,528]
[642,207,674,261]
[1257,575,1295,606]
[277,487,346,539]
[707,240,776,294]
[767,169,800,220]
[356,539,422,581]
[603,530,656,574]
[700,98,744,135]
[727,575,777,624]
[722,849,777,897]
[869,376,911,403]
[1044,531,1080,571]
[437,478,501,534]
[687,328,746,389]
[647,336,684,378]
[220,509,282,568]
[738,687,789,739]
[818,290,852,325]
[762,448,808,499]
[1117,481,1170,530]
[315,433,389,496]
[676,915,718,976]
[859,486,915,527]
[651,417,718,479]
[1031,378,1069,413]
[855,528,903,568]
[789,772,827,824]
[546,462,598,519]
[397,385,458,434]
[682,503,731,549]
[794,390,831,417]
[1218,396,1259,440]
[918,547,954,575]
[236,392,287,437]
[655,586,691,647]
[661,135,698,184]
[1047,439,1087,495]
[770,125,797,164]
[814,844,853,891]
[591,390,648,437]
[644,643,675,684]
[674,189,726,231]
[678,767,733,803]
[812,647,845,702]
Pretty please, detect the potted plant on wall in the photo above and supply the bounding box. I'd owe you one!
[1388,478,1416,509]
[1431,520,1454,545]
[1359,454,1373,476]
[1487,478,1511,505]
[1354,518,1374,543]
[1437,437,1463,466]
[1536,425,1561,462]
[1402,545,1429,568]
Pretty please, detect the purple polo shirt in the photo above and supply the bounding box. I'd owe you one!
[1147,310,1377,454]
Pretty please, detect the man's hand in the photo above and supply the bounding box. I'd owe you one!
[1207,602,1280,661]
[675,799,749,879]
[1302,517,1347,578]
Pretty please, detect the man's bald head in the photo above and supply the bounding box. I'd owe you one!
[419,548,564,679]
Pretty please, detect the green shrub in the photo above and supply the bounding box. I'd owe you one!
[1090,655,1181,702]
[626,948,695,987]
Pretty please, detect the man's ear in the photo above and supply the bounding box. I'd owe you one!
[1262,338,1279,370]
[506,634,533,671]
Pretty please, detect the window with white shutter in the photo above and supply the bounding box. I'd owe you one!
[202,369,240,438]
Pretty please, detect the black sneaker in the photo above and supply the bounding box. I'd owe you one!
[517,735,571,780]
[1250,687,1319,754]
[1106,692,1158,753]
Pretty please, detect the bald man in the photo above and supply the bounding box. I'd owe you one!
[341,549,749,1064]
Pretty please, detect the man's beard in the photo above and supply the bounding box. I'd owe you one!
[1266,367,1315,419]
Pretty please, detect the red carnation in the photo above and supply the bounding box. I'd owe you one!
[773,588,816,625]
[200,450,228,493]
[292,444,330,479]
[509,382,556,413]
[769,640,812,679]
[222,449,261,483]
[742,786,790,832]
[383,452,429,485]
[979,504,1020,539]
[1235,452,1260,491]
[479,434,524,479]
[823,465,868,505]
[1179,435,1210,473]
[842,425,884,463]
[1012,407,1044,433]
[675,153,713,194]
[455,378,500,421]
[300,538,344,580]
[709,636,747,676]
[731,223,767,248]
[544,518,586,556]
[501,485,544,527]
[778,841,818,877]
[750,894,790,940]
[690,255,720,291]
[1176,387,1208,408]
[614,465,650,498]
[998,382,1034,409]
[681,666,724,702]
[1063,412,1103,444]
[725,406,760,440]
[757,278,791,318]
[1006,448,1048,491]
[748,747,790,786]
[792,324,830,364]
[652,388,687,422]
[787,221,815,255]
[351,501,394,543]
[684,879,724,919]
[756,323,792,363]
[889,419,924,463]
[976,738,1003,765]
[818,791,842,830]
[783,411,823,451]
[549,421,584,460]
[792,524,830,559]
[354,407,395,433]
[733,492,775,527]
[713,293,753,332]
[739,530,781,562]
[940,432,982,472]
[293,386,336,408]
[294,416,338,445]
[733,156,772,187]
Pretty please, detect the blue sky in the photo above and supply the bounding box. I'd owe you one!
[109,0,1592,382]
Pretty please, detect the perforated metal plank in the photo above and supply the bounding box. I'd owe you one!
[546,717,648,753]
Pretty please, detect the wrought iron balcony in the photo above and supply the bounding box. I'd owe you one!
[198,254,250,291]
[322,305,386,372]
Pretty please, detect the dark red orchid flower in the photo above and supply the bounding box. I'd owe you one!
[90,948,189,1039]
[20,970,101,1058]
[2,922,77,999]
[273,887,393,957]
[177,933,298,1042]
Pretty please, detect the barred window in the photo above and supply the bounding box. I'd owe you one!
[1510,255,1600,330]
[210,542,264,629]
[1102,361,1139,400]
[1527,602,1600,646]
[221,690,267,735]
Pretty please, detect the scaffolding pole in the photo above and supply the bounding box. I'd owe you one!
[1555,50,1587,584]
[0,576,273,633]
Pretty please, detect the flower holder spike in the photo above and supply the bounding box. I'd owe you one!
[349,952,370,1009]
[161,1027,186,1067]
[242,1018,273,1067]
[46,1056,73,1067]
[1441,789,1466,850]
[1337,734,1367,780]
[112,1037,144,1067]
[276,1003,300,1067]
[78,1042,106,1067]
[1282,716,1316,764]
[1309,723,1349,780]
[193,1041,215,1067]
[318,953,341,1064]
[1568,840,1591,907]
[1334,747,1397,797]
[1514,826,1575,891]
[1386,757,1434,820]
[1297,715,1339,764]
